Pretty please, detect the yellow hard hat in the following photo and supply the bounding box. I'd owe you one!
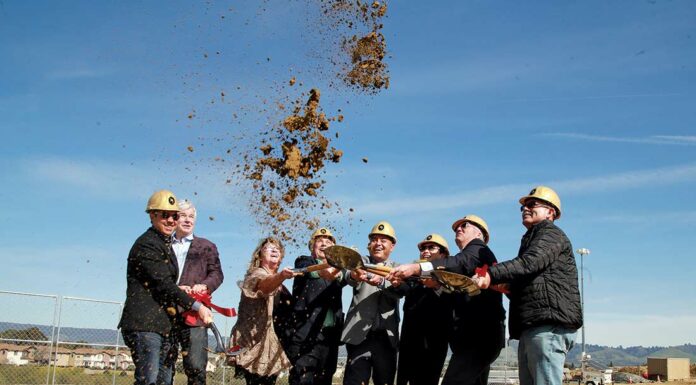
[308,227,336,251]
[369,221,396,243]
[519,186,562,219]
[451,214,490,244]
[417,233,449,255]
[145,190,178,212]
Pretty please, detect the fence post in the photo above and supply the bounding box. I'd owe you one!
[52,296,65,385]
[113,301,123,385]
[46,295,60,385]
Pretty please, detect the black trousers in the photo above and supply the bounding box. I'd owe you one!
[343,330,397,385]
[176,325,209,385]
[442,322,505,385]
[396,332,448,385]
[287,341,338,385]
[235,366,278,385]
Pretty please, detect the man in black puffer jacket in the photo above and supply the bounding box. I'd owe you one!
[475,186,582,385]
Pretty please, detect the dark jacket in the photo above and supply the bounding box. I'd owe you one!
[489,220,583,339]
[286,256,345,349]
[177,236,224,292]
[119,227,195,335]
[430,239,505,342]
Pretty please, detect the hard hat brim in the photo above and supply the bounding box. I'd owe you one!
[368,233,396,243]
[417,240,448,254]
[451,218,489,244]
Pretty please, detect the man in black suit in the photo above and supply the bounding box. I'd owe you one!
[286,228,345,385]
[172,199,224,385]
[118,190,213,385]
[388,215,505,385]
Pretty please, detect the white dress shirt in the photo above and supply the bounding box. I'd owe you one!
[172,233,194,284]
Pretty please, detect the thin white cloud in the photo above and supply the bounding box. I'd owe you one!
[591,210,696,224]
[21,157,696,219]
[348,163,696,216]
[543,132,696,145]
[21,156,245,211]
[25,157,154,200]
[505,93,682,103]
[653,135,696,143]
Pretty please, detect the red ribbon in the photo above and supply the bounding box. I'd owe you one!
[475,264,489,277]
[182,291,236,327]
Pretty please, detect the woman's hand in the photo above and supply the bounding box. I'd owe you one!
[279,267,296,279]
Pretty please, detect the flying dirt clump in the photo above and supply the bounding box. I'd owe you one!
[345,31,388,91]
[244,88,344,244]
[318,0,390,93]
[342,1,389,93]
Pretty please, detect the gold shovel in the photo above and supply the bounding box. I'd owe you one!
[323,245,393,276]
[430,270,481,296]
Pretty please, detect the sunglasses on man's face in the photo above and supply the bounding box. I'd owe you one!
[156,211,180,221]
[419,245,441,252]
[520,200,550,212]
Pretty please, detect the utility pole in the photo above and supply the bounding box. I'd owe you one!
[576,247,591,382]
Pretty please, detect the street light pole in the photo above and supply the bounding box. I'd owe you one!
[576,248,591,381]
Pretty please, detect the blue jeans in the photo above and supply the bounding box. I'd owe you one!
[518,325,576,385]
[123,331,176,385]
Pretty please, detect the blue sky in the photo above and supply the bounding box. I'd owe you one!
[1,1,695,347]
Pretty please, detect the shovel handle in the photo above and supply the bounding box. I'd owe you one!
[363,263,393,273]
[364,267,390,277]
[208,322,226,354]
[291,263,331,274]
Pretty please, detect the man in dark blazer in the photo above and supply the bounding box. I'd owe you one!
[286,227,345,385]
[388,215,505,385]
[119,190,213,385]
[172,199,224,385]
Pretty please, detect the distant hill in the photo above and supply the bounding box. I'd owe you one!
[0,322,121,346]
[567,343,696,366]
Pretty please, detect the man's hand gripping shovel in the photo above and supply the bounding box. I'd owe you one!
[430,265,510,295]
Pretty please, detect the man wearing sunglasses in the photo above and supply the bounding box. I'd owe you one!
[474,186,582,385]
[119,190,213,385]
[172,199,224,385]
[387,215,505,385]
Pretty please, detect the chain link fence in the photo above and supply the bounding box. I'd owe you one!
[0,291,250,385]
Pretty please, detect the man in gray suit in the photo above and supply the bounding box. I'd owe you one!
[341,221,405,385]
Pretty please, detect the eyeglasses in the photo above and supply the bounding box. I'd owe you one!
[155,211,180,220]
[179,213,196,220]
[419,245,441,252]
[454,222,469,232]
[520,200,550,211]
[262,246,281,253]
